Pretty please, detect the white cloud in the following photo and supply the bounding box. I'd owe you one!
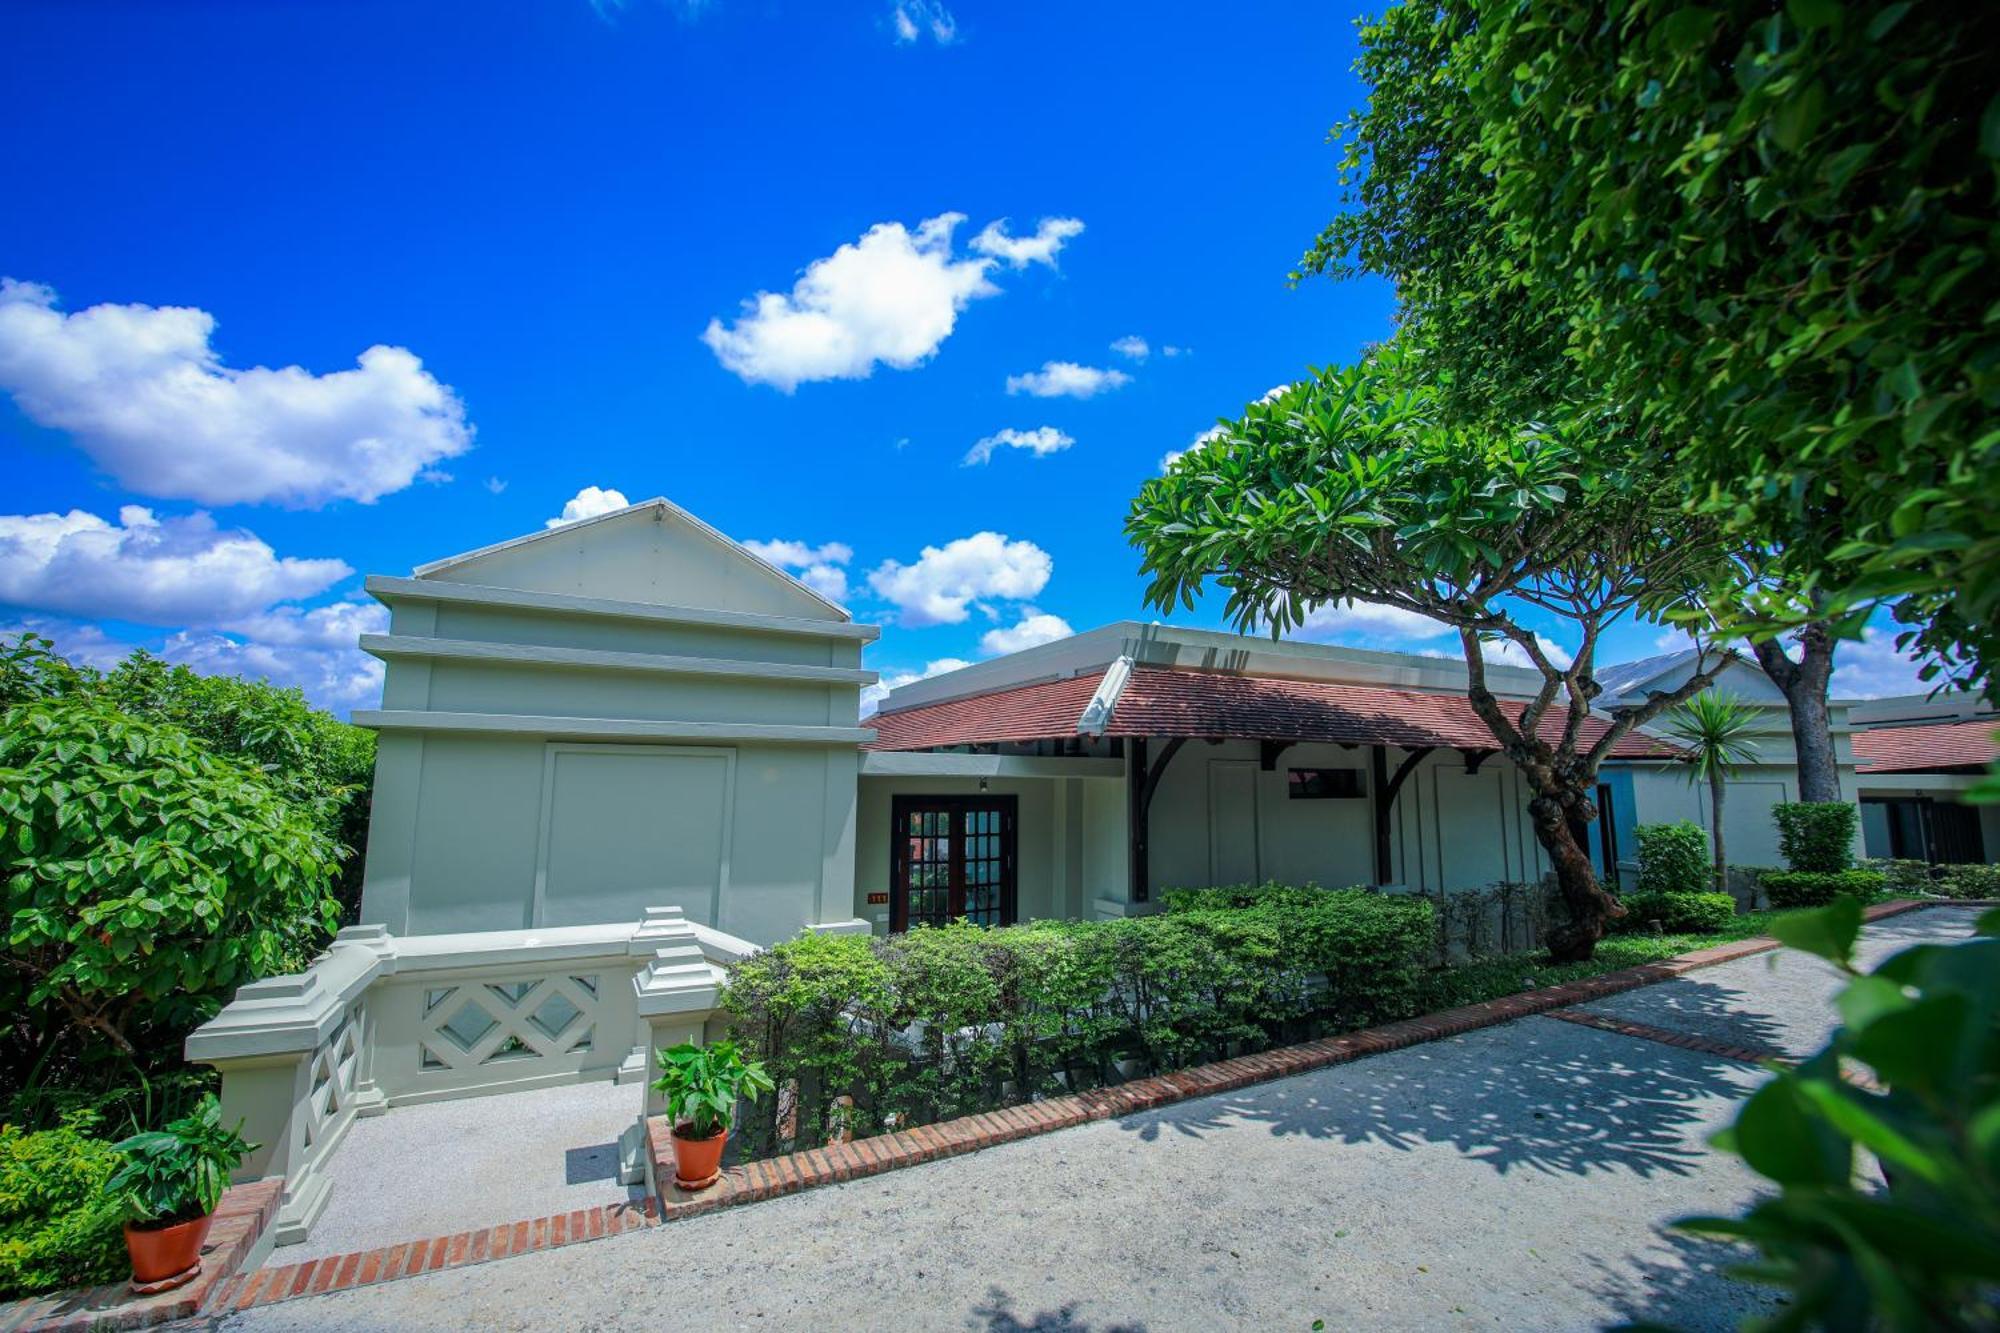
[546,485,630,527]
[867,532,1053,627]
[978,610,1074,657]
[1162,345,1189,358]
[861,655,971,715]
[162,629,386,715]
[0,278,471,507]
[1480,635,1576,672]
[742,537,854,603]
[0,615,135,672]
[1160,424,1226,473]
[484,476,509,495]
[0,507,350,625]
[890,0,957,44]
[969,217,1085,269]
[1110,335,1150,362]
[224,597,388,649]
[1830,627,1934,699]
[1285,601,1451,644]
[963,426,1075,467]
[702,214,1000,391]
[1005,360,1130,399]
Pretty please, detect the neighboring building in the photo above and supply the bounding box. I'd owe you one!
[350,498,1997,948]
[1851,693,1998,864]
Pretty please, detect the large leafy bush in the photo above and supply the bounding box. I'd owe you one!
[1634,822,1711,895]
[1610,890,1736,936]
[0,699,342,1088]
[0,1114,126,1299]
[723,892,1433,1157]
[1774,801,1861,873]
[1681,899,2000,1329]
[1763,869,1887,910]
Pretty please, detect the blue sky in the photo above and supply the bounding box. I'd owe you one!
[0,0,1925,714]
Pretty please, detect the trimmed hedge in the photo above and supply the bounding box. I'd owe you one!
[0,1115,125,1299]
[1762,869,1886,909]
[1611,890,1737,935]
[722,891,1433,1158]
[1774,802,1860,873]
[1634,822,1711,895]
[1938,863,2000,899]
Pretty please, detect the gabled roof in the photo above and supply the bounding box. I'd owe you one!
[1854,718,2000,773]
[1592,650,1695,702]
[867,665,1678,758]
[409,495,854,620]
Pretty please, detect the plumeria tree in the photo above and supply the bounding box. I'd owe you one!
[1127,352,1740,961]
[1662,692,1763,891]
[1302,0,1998,695]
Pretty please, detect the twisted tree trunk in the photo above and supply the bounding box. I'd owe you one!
[1529,792,1620,963]
[1751,622,1841,803]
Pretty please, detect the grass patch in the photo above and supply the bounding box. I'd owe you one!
[1410,911,1787,1013]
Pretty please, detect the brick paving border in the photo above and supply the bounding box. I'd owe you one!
[1546,1007,1792,1066]
[214,897,1948,1316]
[0,1178,280,1333]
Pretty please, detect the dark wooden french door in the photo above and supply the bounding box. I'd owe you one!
[890,795,1018,932]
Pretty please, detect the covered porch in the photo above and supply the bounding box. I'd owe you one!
[856,658,1667,930]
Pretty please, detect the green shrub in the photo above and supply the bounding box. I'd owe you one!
[1937,863,2000,900]
[722,891,1433,1158]
[1773,802,1860,873]
[106,1094,254,1225]
[1762,870,1886,909]
[1862,858,1939,897]
[0,700,344,1099]
[1680,900,2000,1327]
[1634,822,1712,895]
[0,1115,126,1299]
[1611,891,1736,935]
[1159,881,1364,912]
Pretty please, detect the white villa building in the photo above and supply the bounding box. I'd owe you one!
[188,495,1997,1244]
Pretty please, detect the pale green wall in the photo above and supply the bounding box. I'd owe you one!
[357,503,865,946]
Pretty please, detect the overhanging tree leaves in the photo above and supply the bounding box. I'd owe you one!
[1127,354,1738,961]
[1306,0,2000,692]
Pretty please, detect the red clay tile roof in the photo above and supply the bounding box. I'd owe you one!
[1853,718,2000,773]
[867,665,1678,758]
[866,671,1111,750]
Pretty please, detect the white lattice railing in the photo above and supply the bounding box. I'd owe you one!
[186,907,755,1245]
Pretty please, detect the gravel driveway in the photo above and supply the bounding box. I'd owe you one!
[208,906,1981,1332]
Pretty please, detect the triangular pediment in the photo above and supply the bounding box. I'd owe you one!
[413,497,848,621]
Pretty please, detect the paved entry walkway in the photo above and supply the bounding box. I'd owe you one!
[215,906,1982,1332]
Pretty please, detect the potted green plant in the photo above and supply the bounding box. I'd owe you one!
[104,1095,255,1293]
[652,1039,774,1191]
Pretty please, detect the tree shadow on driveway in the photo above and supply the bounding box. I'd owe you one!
[969,1287,1147,1332]
[1117,980,1785,1181]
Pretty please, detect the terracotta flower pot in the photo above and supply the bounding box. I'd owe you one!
[670,1122,728,1191]
[123,1212,214,1294]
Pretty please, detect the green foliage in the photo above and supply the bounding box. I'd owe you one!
[1610,890,1737,936]
[650,1040,774,1141]
[1680,900,2000,1329]
[105,1094,253,1225]
[1634,822,1712,895]
[1309,0,2000,691]
[1125,351,1738,960]
[1775,801,1861,873]
[1662,693,1762,784]
[0,1114,126,1299]
[1763,869,1887,910]
[0,698,343,1116]
[1866,858,1943,898]
[722,893,1434,1158]
[1938,863,2000,901]
[1159,881,1366,913]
